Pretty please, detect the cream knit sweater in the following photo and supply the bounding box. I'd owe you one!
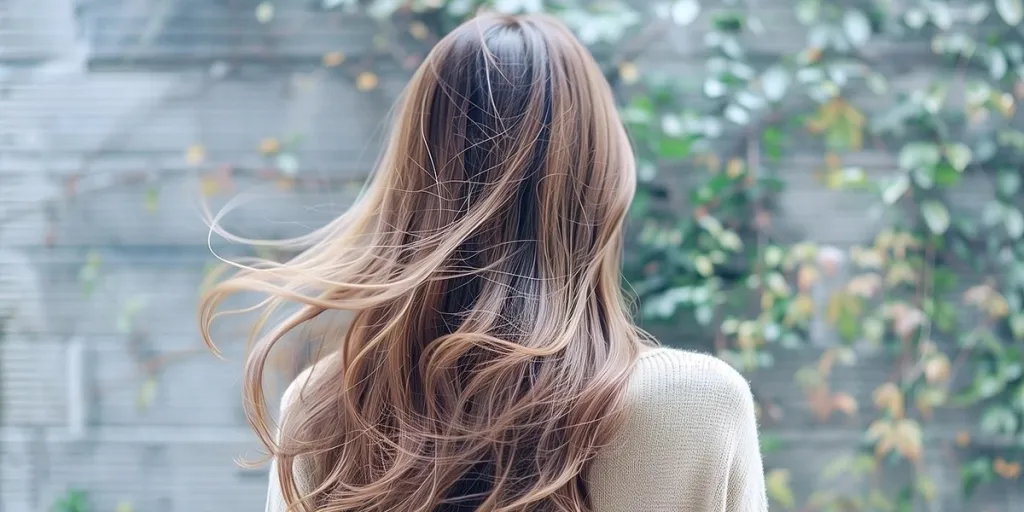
[265,347,768,511]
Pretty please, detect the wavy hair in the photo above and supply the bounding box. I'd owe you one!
[199,12,650,512]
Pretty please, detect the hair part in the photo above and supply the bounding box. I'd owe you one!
[200,12,650,512]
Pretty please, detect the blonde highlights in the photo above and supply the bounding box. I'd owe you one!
[200,13,649,512]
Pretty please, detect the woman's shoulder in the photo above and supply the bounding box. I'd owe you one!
[624,347,755,428]
[278,354,337,416]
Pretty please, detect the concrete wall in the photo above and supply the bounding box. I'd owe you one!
[1,1,1020,511]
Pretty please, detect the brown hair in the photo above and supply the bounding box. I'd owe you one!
[200,12,650,512]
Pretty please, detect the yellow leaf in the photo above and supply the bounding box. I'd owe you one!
[725,158,745,178]
[276,177,296,191]
[783,293,814,326]
[200,176,219,197]
[694,255,714,277]
[852,454,878,475]
[994,457,1022,479]
[137,378,158,410]
[893,419,923,462]
[956,431,970,447]
[255,2,274,23]
[824,151,842,170]
[988,294,1010,318]
[618,62,639,84]
[408,21,429,40]
[916,475,938,503]
[259,137,281,155]
[765,469,795,509]
[924,354,951,384]
[818,349,838,376]
[356,72,379,91]
[144,186,159,214]
[322,51,345,67]
[873,382,904,418]
[885,261,918,287]
[116,501,135,512]
[807,387,834,421]
[797,265,819,292]
[842,101,866,127]
[915,387,947,418]
[847,273,882,298]
[867,419,895,457]
[186,145,206,166]
[805,47,823,63]
[995,92,1016,118]
[832,392,858,416]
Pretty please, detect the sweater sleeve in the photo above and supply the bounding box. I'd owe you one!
[586,348,768,512]
[724,369,768,512]
[265,365,318,512]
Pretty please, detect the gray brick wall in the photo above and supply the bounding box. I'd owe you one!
[1,0,1021,511]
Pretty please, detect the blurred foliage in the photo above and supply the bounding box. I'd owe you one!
[50,490,90,512]
[304,0,1024,508]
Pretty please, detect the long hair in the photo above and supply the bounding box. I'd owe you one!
[199,12,650,512]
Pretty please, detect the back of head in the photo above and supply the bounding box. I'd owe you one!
[201,12,647,512]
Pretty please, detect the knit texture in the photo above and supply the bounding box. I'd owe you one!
[265,347,768,511]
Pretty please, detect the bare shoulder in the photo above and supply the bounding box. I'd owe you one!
[621,347,755,430]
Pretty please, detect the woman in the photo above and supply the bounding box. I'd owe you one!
[200,12,767,512]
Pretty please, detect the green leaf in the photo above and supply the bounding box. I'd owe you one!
[934,163,962,187]
[724,104,750,125]
[997,0,1024,26]
[657,137,691,160]
[760,67,790,102]
[898,142,941,170]
[912,167,936,189]
[671,0,701,26]
[929,2,954,29]
[921,201,950,234]
[116,297,147,334]
[78,250,102,297]
[277,153,300,175]
[980,406,1018,435]
[766,469,796,509]
[882,175,910,205]
[961,457,994,498]
[989,49,1009,80]
[137,378,159,411]
[965,3,992,24]
[945,143,972,172]
[145,186,159,213]
[795,0,819,24]
[905,8,928,29]
[704,77,727,98]
[695,305,714,325]
[1005,206,1024,238]
[916,475,938,503]
[760,434,784,454]
[843,10,872,47]
[978,372,1007,399]
[997,169,1022,197]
